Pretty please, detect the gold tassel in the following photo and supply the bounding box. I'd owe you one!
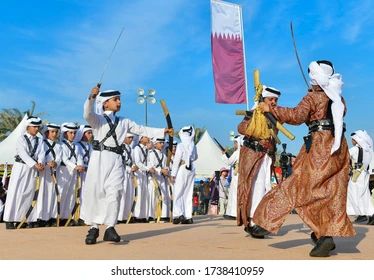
[245,107,271,139]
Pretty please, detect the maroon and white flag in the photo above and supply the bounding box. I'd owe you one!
[211,0,246,104]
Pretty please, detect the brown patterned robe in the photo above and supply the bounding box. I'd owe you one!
[237,116,276,227]
[253,86,355,238]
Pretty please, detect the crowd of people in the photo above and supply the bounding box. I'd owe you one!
[1,60,374,258]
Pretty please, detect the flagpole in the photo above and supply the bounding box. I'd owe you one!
[239,4,249,110]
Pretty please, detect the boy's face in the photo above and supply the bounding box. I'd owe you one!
[155,142,164,151]
[65,130,76,142]
[47,129,59,141]
[27,126,40,136]
[83,130,93,142]
[104,96,121,112]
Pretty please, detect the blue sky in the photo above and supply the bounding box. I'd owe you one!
[1,0,373,154]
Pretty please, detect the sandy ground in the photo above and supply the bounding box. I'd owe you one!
[0,214,373,260]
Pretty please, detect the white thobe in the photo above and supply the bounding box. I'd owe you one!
[3,133,45,222]
[148,149,170,218]
[249,154,272,224]
[58,140,83,219]
[171,143,198,219]
[133,144,150,219]
[346,145,374,216]
[80,98,164,226]
[118,143,134,221]
[37,139,62,221]
[222,149,240,217]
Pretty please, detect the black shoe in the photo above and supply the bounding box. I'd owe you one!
[354,215,368,224]
[311,232,336,250]
[181,218,193,224]
[148,217,155,222]
[309,236,336,257]
[367,215,374,225]
[85,228,99,245]
[244,225,253,234]
[77,219,86,226]
[173,217,181,224]
[311,232,318,244]
[223,215,236,220]
[249,225,270,239]
[103,227,121,242]
[5,222,15,230]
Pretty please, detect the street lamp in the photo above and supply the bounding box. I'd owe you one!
[136,88,156,126]
[229,130,235,141]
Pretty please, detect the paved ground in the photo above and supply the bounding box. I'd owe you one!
[1,214,373,260]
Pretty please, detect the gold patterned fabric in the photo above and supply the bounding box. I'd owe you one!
[253,87,355,238]
[236,117,276,227]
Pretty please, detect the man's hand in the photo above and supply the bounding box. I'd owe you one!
[148,167,156,174]
[89,86,100,99]
[34,163,44,172]
[75,165,85,173]
[131,165,139,172]
[164,128,174,137]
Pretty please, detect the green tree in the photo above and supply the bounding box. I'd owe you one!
[0,101,43,141]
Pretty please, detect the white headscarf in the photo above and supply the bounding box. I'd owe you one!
[74,124,92,142]
[251,85,281,109]
[351,130,373,152]
[95,90,121,114]
[60,122,78,141]
[179,126,195,164]
[23,116,42,133]
[308,60,344,154]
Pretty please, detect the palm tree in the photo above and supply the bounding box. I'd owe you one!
[0,101,43,141]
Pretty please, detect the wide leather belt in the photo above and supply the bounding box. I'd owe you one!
[308,119,346,133]
[92,140,123,155]
[243,138,268,153]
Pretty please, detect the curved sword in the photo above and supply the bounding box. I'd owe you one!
[290,21,309,88]
[126,172,139,224]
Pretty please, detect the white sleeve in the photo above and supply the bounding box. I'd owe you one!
[171,145,183,177]
[127,119,164,140]
[61,144,77,170]
[16,136,36,168]
[134,147,149,172]
[83,98,101,129]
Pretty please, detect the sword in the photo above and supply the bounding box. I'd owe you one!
[97,27,125,88]
[290,21,309,88]
[213,137,230,158]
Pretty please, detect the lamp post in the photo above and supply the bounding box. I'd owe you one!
[136,88,156,126]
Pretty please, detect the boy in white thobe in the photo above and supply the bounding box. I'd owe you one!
[37,123,62,226]
[3,116,45,229]
[81,87,170,244]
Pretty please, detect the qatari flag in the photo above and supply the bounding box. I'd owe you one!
[211,0,246,104]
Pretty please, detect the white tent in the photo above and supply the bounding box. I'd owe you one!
[0,114,28,164]
[195,130,228,179]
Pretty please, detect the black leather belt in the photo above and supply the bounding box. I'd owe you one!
[92,140,123,155]
[14,155,26,164]
[243,138,268,153]
[308,119,346,133]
